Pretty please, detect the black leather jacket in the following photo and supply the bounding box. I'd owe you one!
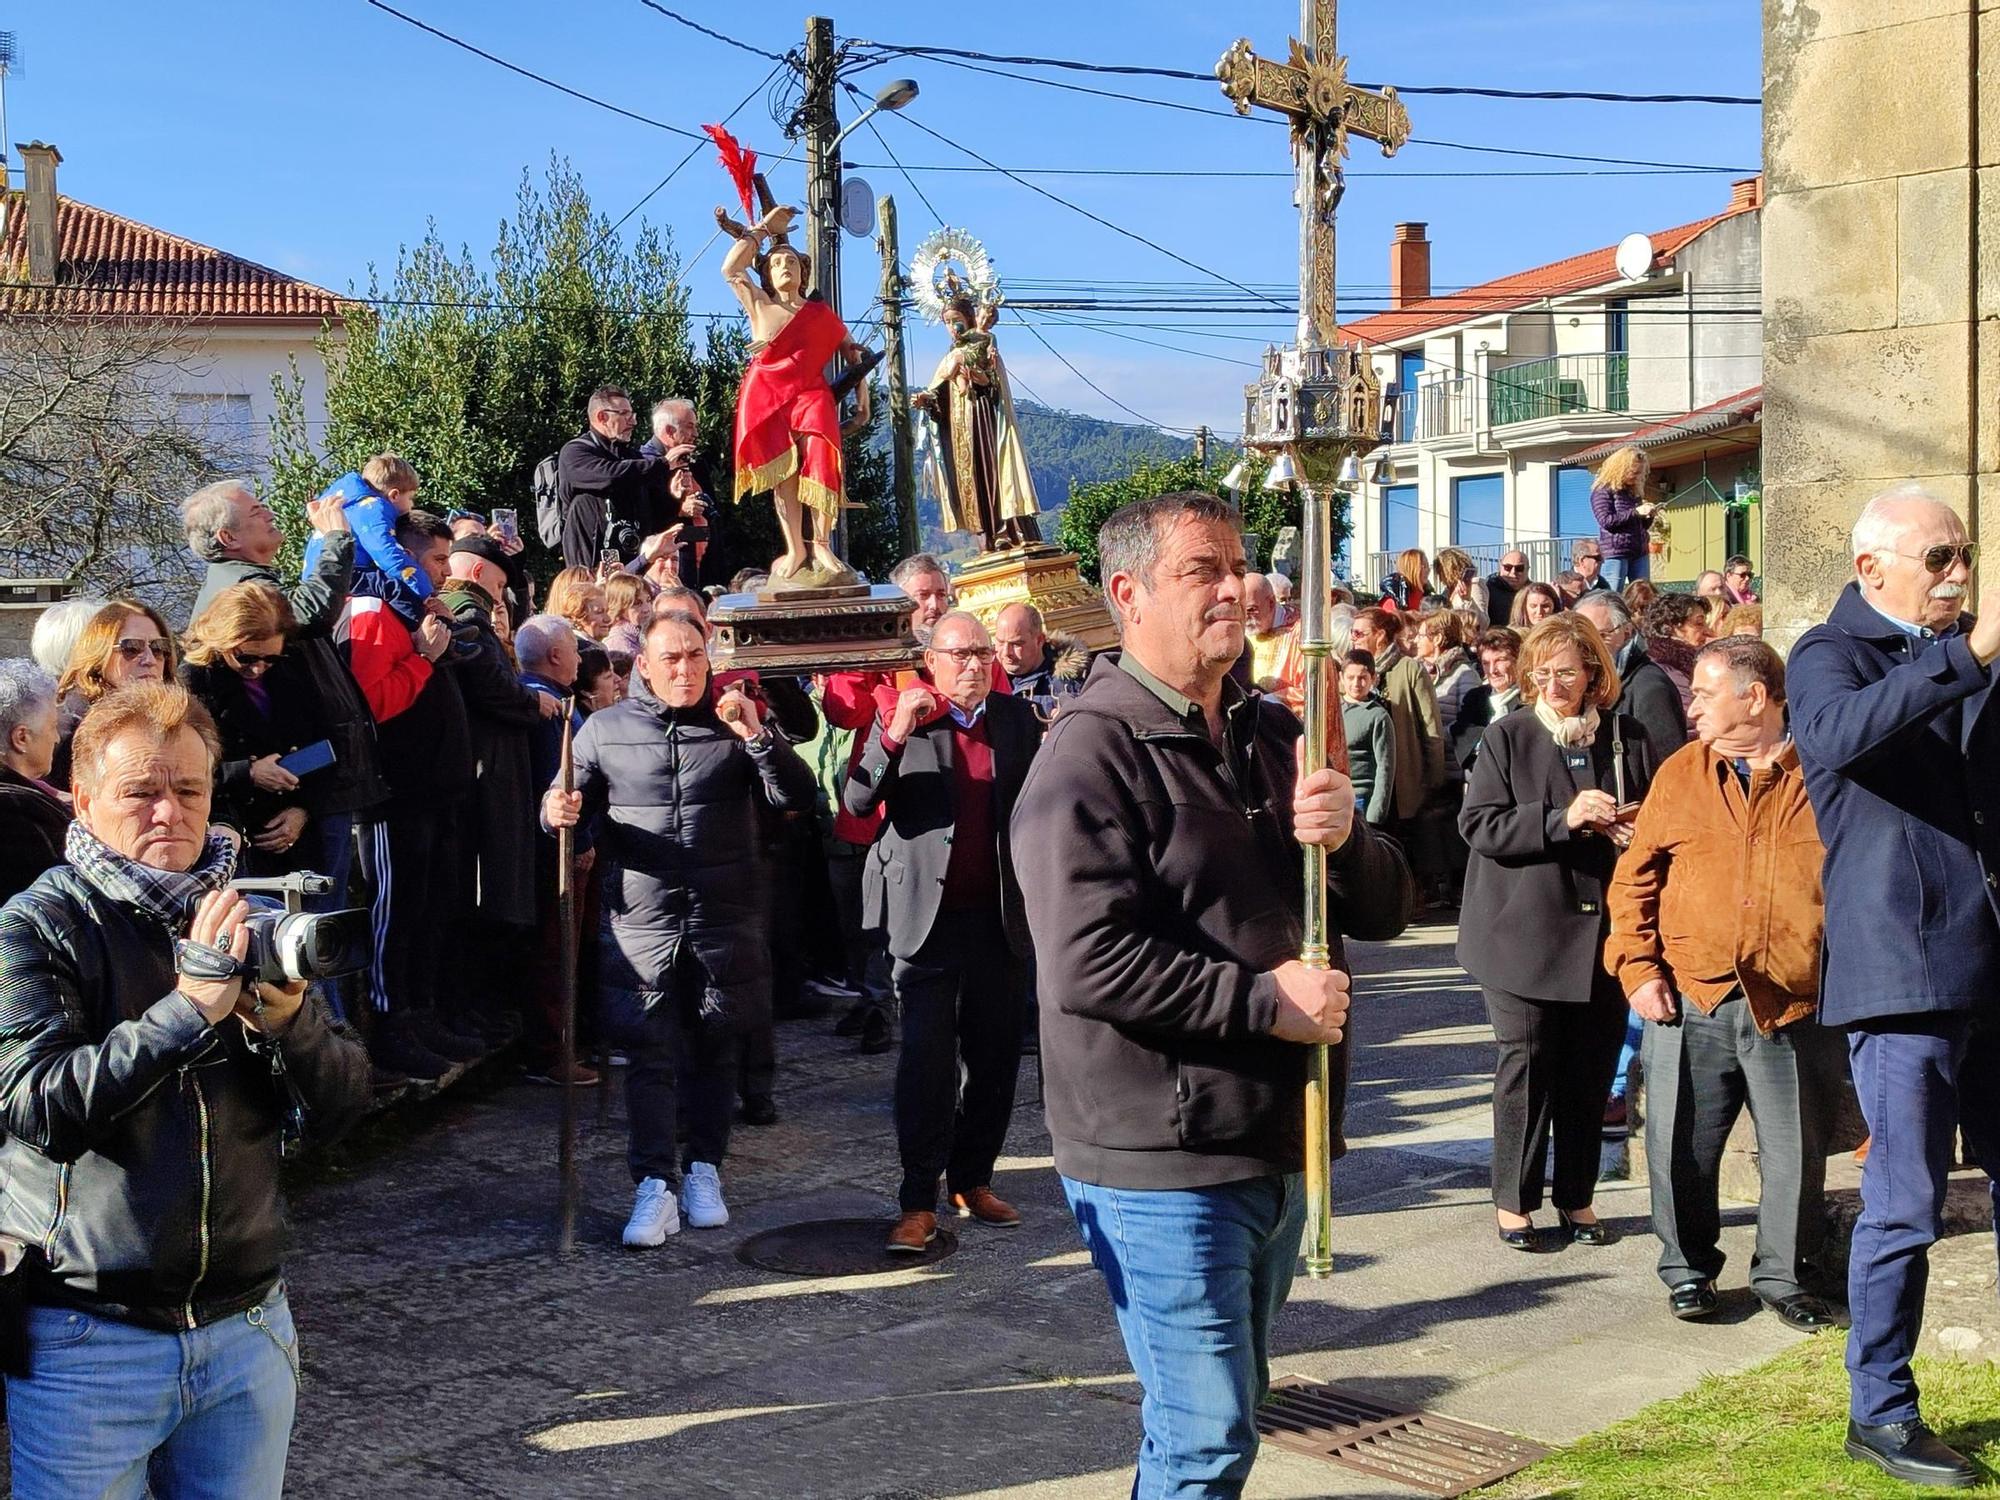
[0,867,370,1330]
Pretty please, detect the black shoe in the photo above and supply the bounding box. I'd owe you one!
[858,1008,894,1055]
[1558,1209,1617,1247]
[1845,1419,1979,1488]
[1668,1279,1719,1320]
[414,1011,485,1064]
[1496,1218,1540,1252]
[1762,1292,1844,1332]
[369,1018,451,1081]
[740,1093,778,1127]
[834,1001,871,1038]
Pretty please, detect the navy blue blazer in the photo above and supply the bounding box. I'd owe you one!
[1788,582,2000,1025]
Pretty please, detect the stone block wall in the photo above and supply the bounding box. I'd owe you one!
[1763,0,1992,646]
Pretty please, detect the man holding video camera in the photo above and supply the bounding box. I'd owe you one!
[0,681,370,1499]
[558,384,667,572]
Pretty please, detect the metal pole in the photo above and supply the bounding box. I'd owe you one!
[1295,471,1335,1280]
[555,703,580,1254]
[878,194,919,559]
[804,16,844,557]
[1195,424,1210,468]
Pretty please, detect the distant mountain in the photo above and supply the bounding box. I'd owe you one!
[879,400,1195,558]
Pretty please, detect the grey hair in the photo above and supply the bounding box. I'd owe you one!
[0,659,57,740]
[513,613,575,672]
[30,597,109,676]
[889,553,949,591]
[1852,483,1953,562]
[1696,635,1786,705]
[651,397,696,435]
[927,609,991,645]
[182,479,258,563]
[1269,572,1294,598]
[1575,591,1633,630]
[1328,603,1357,659]
[1097,491,1240,633]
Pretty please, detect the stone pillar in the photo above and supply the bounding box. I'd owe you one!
[1762,1,1990,648]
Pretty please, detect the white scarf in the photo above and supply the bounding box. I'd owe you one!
[1533,698,1600,748]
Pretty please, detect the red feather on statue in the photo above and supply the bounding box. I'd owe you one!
[704,124,758,223]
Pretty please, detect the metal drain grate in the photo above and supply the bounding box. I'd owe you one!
[735,1217,958,1277]
[1255,1377,1547,1497]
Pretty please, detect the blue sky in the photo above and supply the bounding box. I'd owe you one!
[7,0,1760,435]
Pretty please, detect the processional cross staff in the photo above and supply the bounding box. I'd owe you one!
[1215,0,1410,1280]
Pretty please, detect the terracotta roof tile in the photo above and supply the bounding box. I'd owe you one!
[0,193,347,321]
[1340,195,1758,349]
[1565,384,1763,465]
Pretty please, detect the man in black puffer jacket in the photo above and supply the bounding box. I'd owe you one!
[0,682,369,1498]
[543,609,815,1248]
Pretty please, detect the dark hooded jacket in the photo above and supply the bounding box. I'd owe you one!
[443,580,543,926]
[552,684,816,1032]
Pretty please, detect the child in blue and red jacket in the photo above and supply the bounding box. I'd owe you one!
[303,454,444,627]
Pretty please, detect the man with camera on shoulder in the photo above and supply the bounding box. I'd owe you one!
[0,681,370,1499]
[559,384,668,573]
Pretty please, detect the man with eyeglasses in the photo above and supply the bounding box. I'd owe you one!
[1722,555,1759,606]
[1486,550,1531,628]
[1787,484,2000,1489]
[844,610,1042,1254]
[557,385,668,572]
[1570,539,1612,596]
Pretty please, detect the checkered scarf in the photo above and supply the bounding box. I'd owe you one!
[64,821,238,932]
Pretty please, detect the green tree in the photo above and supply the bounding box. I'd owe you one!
[1055,453,1321,585]
[270,157,899,585]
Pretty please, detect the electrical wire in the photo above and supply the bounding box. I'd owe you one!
[837,80,946,229]
[590,62,786,255]
[632,0,787,62]
[885,109,1291,314]
[849,40,1760,104]
[1007,309,1189,432]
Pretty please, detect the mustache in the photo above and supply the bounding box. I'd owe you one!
[1206,606,1243,624]
[1931,582,1967,600]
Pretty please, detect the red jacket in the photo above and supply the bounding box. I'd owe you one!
[823,661,1009,845]
[341,594,431,723]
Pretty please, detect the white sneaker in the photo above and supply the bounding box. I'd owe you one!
[622,1177,680,1248]
[683,1161,729,1229]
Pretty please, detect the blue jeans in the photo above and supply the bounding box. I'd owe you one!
[1610,1013,1643,1100]
[1063,1172,1305,1499]
[1601,553,1649,590]
[6,1291,299,1499]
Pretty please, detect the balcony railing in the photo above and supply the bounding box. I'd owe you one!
[1487,353,1629,427]
[1360,537,1591,597]
[1413,375,1477,441]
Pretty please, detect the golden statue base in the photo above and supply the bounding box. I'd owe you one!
[951,544,1118,652]
[708,584,922,676]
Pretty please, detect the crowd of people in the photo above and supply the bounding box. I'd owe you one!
[0,400,1994,1496]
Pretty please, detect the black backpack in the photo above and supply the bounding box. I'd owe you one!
[532,452,564,549]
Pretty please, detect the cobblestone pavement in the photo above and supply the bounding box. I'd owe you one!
[252,921,1816,1498]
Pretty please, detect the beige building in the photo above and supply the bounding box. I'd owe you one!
[0,141,345,470]
[1762,3,1994,646]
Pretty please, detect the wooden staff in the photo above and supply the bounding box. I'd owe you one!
[556,699,580,1254]
[1297,463,1338,1280]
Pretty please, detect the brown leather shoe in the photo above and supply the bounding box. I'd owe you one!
[950,1187,1021,1227]
[886,1210,938,1255]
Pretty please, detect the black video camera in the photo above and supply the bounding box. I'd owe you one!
[229,873,371,987]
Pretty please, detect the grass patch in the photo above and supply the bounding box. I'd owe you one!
[1496,1333,2000,1498]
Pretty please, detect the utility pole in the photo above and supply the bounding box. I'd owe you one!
[1194,424,1211,468]
[802,15,843,553]
[877,194,919,559]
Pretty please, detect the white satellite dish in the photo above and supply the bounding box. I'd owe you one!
[839,178,875,238]
[1614,232,1656,283]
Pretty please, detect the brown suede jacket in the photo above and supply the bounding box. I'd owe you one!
[1604,738,1824,1034]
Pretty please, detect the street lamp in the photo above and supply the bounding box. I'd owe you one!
[829,78,921,156]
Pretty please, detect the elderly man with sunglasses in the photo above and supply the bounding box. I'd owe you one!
[1485,550,1531,631]
[1787,484,2000,1490]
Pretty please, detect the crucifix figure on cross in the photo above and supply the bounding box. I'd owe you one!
[1217,0,1411,346]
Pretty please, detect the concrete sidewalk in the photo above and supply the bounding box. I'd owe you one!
[268,920,1811,1498]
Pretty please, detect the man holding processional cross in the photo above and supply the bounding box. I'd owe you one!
[1015,4,1417,1492]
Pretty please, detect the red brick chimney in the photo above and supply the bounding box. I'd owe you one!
[1390,222,1430,309]
[17,141,61,286]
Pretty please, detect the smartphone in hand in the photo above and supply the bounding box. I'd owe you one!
[490,508,520,547]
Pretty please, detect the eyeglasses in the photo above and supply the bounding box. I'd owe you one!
[1527,667,1585,687]
[1895,543,1977,574]
[232,650,283,671]
[1498,563,1527,574]
[1725,568,1752,579]
[115,638,168,662]
[931,645,996,666]
[1576,552,1601,562]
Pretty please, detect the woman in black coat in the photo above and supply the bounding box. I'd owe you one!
[179,582,334,880]
[1457,613,1656,1251]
